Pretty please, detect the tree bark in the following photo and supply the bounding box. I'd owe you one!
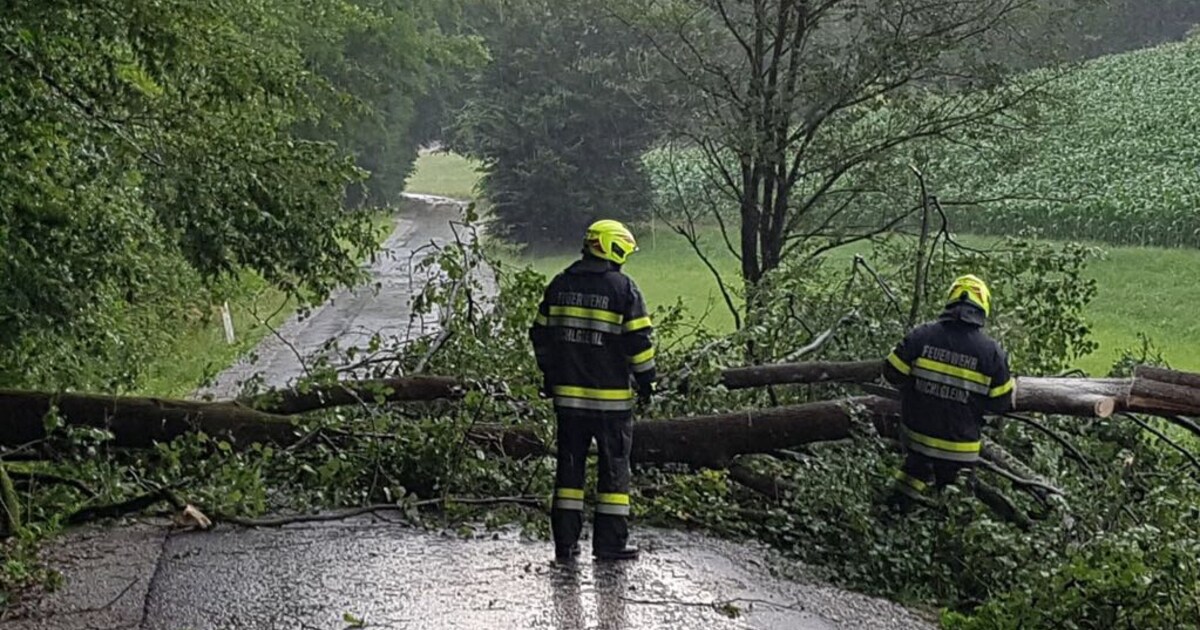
[722,360,882,389]
[471,396,899,468]
[0,376,462,449]
[4,364,1196,466]
[718,359,1200,417]
[1130,365,1200,413]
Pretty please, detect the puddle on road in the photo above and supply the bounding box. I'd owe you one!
[141,522,931,630]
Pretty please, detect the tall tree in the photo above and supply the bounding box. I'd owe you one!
[620,0,1064,285]
[452,0,659,247]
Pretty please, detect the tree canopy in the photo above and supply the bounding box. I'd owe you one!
[0,0,477,389]
[450,0,659,247]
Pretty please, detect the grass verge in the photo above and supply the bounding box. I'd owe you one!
[137,212,398,398]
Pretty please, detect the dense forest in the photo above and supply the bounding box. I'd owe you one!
[4,0,1200,627]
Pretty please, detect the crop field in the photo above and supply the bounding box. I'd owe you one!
[935,37,1200,247]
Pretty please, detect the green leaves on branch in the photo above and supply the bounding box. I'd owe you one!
[0,0,475,390]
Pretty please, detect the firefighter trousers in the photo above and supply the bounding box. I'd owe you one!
[890,451,975,511]
[550,409,633,553]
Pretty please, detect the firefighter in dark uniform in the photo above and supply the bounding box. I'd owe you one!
[883,274,1016,508]
[530,220,655,562]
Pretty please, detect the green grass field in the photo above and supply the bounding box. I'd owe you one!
[407,153,1200,377]
[404,151,481,201]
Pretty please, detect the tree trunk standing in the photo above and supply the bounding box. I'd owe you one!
[908,173,933,328]
[740,158,764,284]
[634,0,1061,292]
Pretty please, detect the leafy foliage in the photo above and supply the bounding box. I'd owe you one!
[451,0,657,247]
[0,0,466,390]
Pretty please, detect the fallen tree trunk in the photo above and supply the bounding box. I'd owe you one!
[1130,365,1200,417]
[0,390,301,448]
[0,376,462,448]
[721,360,882,390]
[471,397,900,467]
[720,360,1200,418]
[3,364,1196,463]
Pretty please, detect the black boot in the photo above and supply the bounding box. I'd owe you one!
[594,545,639,561]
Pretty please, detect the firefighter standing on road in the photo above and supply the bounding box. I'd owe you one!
[883,275,1015,508]
[530,220,655,562]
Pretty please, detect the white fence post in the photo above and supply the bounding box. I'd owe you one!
[221,301,236,345]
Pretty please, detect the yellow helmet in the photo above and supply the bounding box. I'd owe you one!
[584,220,638,265]
[946,274,992,316]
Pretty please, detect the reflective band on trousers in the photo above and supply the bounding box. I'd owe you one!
[893,470,928,493]
[904,426,981,462]
[597,493,629,505]
[553,488,585,511]
[596,492,630,515]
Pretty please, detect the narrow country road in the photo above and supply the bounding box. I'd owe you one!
[9,195,934,630]
[197,193,468,400]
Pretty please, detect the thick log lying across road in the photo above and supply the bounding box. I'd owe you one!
[1014,377,1124,418]
[5,363,1198,455]
[721,360,883,390]
[0,390,300,448]
[719,360,1200,418]
[0,376,464,448]
[1130,365,1200,415]
[474,397,900,467]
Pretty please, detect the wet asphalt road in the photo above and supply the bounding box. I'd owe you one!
[197,194,467,400]
[14,521,932,630]
[8,197,934,629]
[142,523,928,630]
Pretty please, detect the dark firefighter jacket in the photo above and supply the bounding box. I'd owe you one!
[530,257,656,412]
[883,311,1014,462]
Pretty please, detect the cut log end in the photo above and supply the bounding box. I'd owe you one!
[1094,397,1117,418]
